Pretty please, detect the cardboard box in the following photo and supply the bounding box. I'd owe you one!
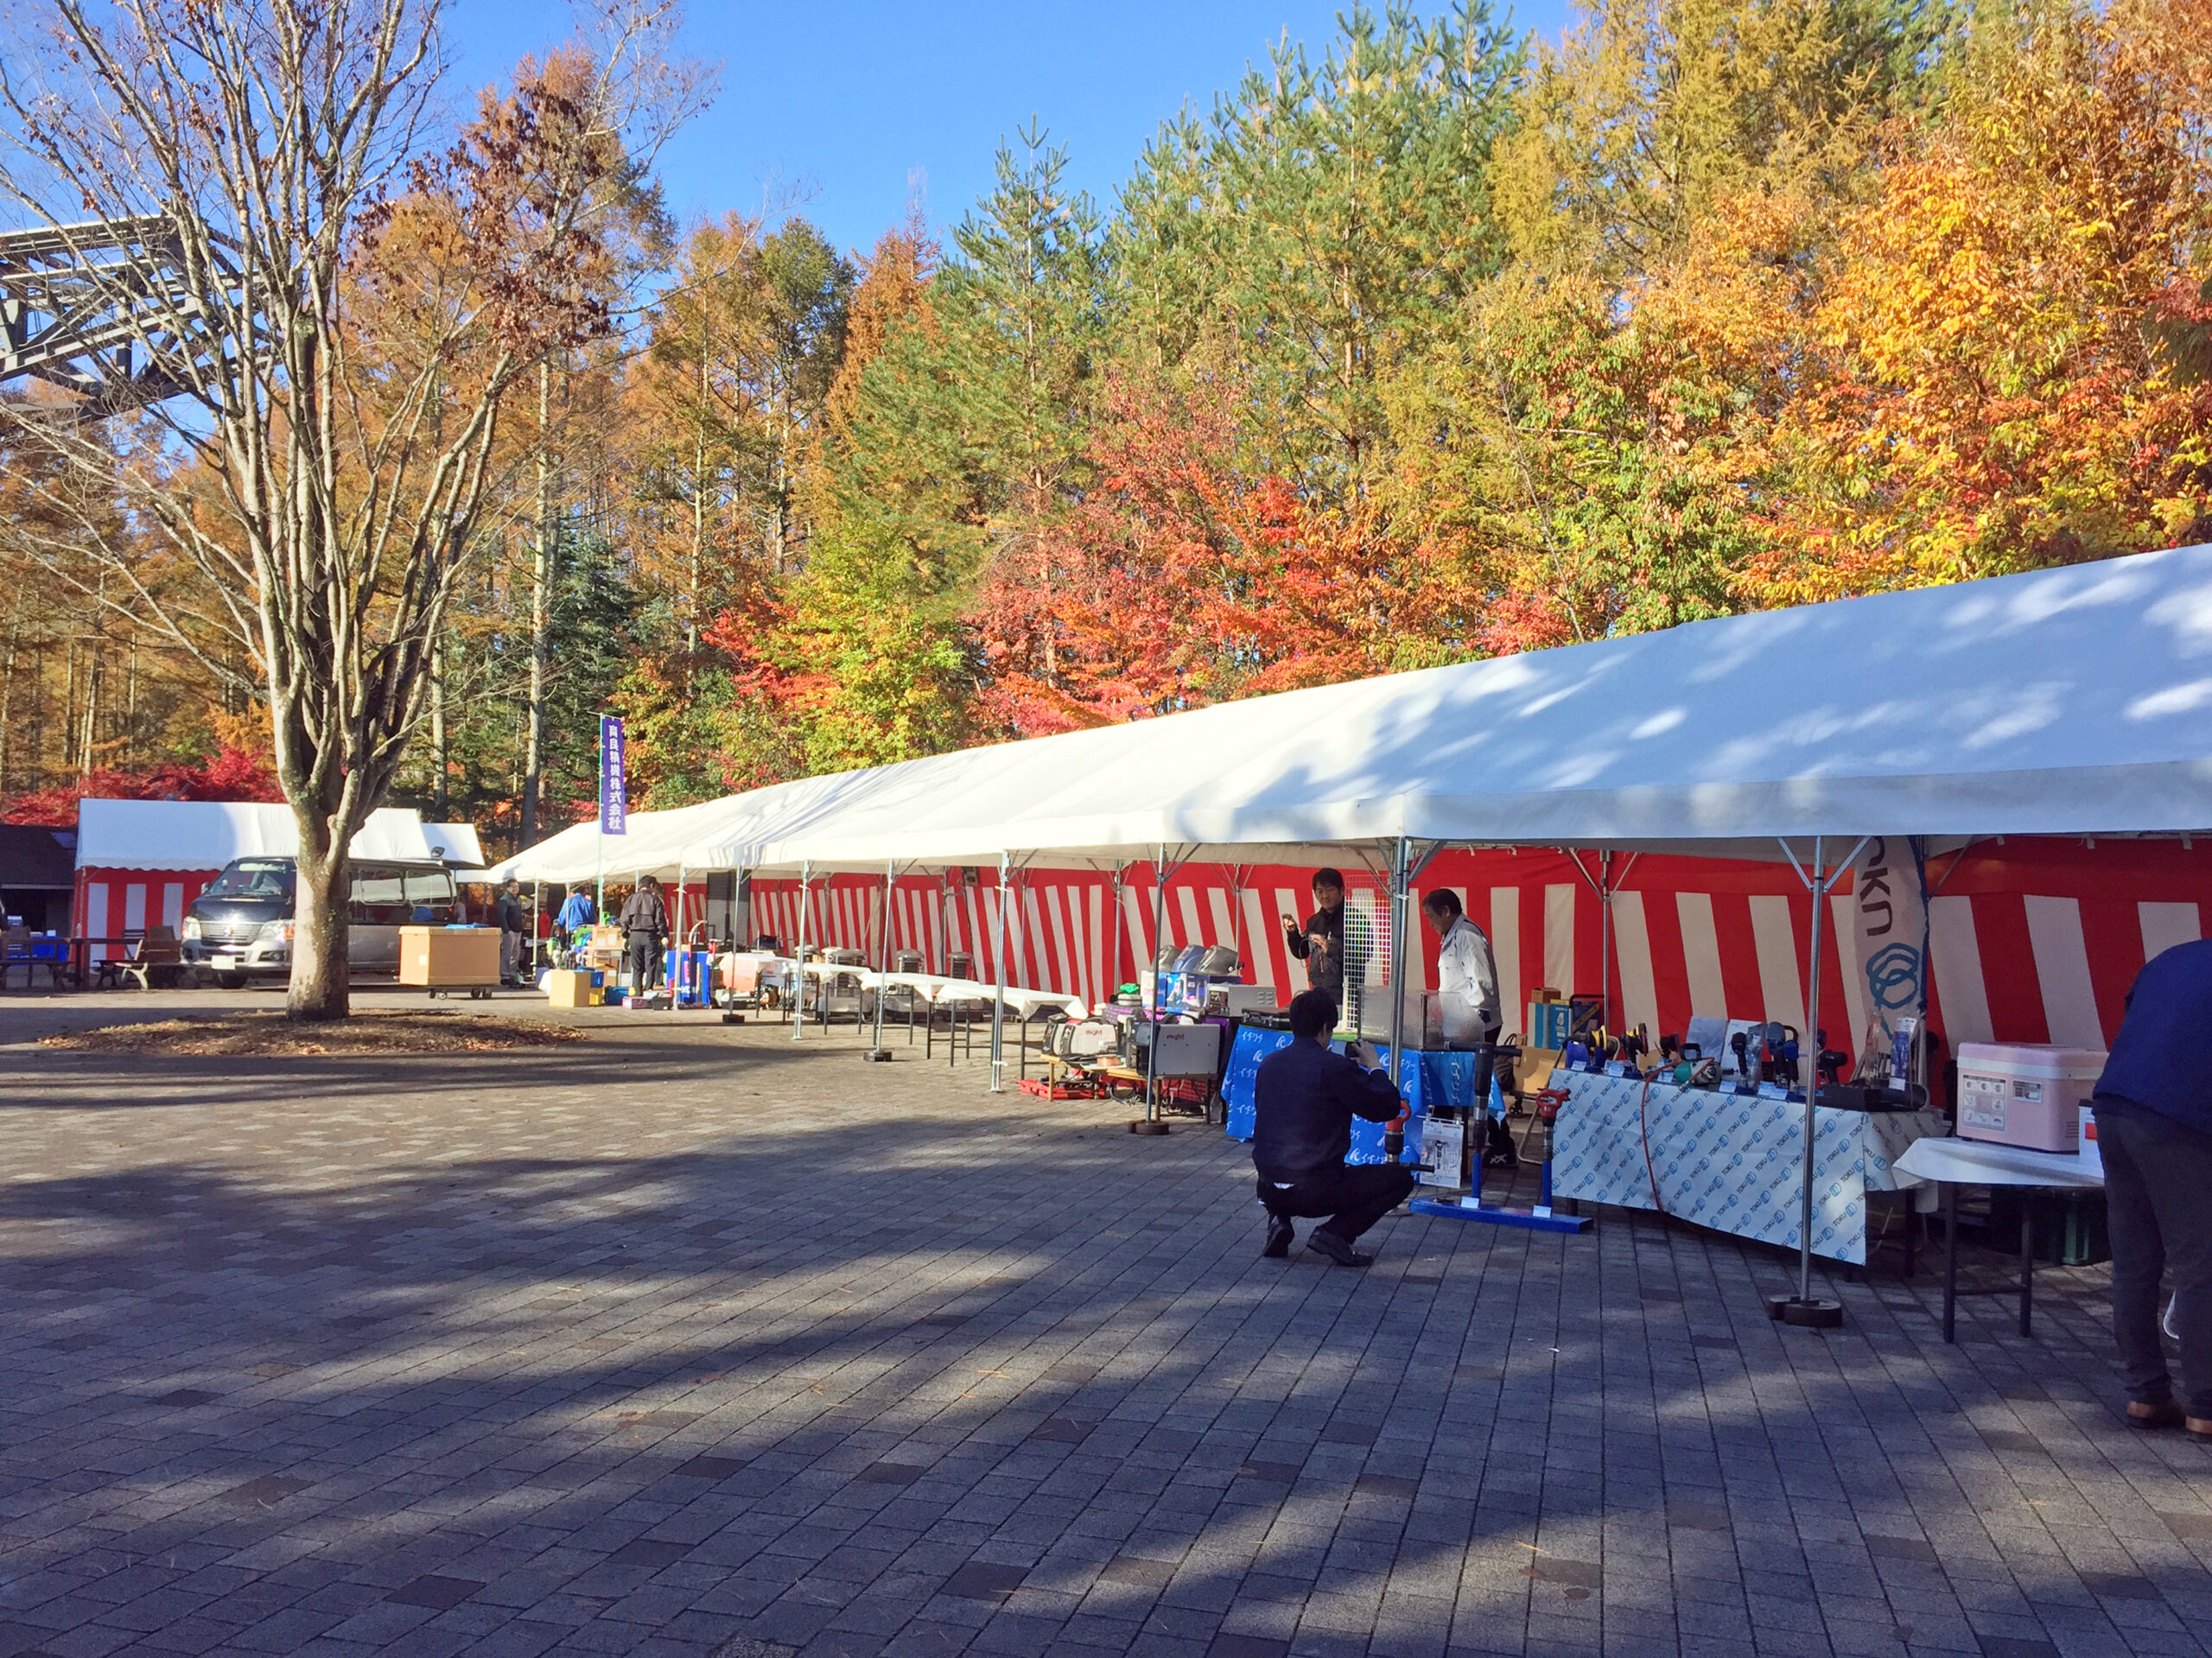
[1527,995,1573,1050]
[1955,1041,2106,1153]
[398,925,500,988]
[1513,1046,1563,1095]
[543,969,595,1007]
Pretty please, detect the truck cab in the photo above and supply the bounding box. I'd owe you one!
[182,857,460,988]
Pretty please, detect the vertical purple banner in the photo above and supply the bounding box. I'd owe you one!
[600,715,627,835]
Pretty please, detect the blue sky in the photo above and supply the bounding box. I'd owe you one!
[443,1,1576,262]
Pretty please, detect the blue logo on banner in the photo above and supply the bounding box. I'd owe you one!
[600,715,627,835]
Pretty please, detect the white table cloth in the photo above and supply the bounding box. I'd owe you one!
[1894,1135,2103,1190]
[1550,1071,1946,1264]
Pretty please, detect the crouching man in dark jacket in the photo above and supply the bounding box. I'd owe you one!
[1253,988,1414,1267]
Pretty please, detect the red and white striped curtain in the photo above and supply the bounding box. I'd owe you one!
[749,838,2212,1053]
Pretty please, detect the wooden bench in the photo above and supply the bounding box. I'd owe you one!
[112,925,184,991]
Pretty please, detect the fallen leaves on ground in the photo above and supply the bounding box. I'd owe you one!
[39,1012,588,1057]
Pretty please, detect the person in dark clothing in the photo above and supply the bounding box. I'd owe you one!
[1253,988,1414,1267]
[495,878,530,987]
[1281,868,1347,1005]
[2091,938,2212,1440]
[618,876,671,999]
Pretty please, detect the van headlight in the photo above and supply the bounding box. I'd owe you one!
[182,916,201,941]
[273,919,295,943]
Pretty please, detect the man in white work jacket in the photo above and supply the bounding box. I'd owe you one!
[1420,888,1501,1051]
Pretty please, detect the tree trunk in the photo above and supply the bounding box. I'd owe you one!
[429,631,448,816]
[288,829,351,1021]
[521,359,556,845]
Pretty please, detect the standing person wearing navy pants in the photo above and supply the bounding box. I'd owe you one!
[2092,938,2212,1441]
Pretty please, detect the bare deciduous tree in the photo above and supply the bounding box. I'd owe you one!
[0,0,702,1017]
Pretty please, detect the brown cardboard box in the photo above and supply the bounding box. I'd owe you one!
[543,969,594,1007]
[399,925,500,987]
[1512,1046,1563,1095]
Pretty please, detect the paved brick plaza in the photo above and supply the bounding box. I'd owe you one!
[3,991,2209,1658]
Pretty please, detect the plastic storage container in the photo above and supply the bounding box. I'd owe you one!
[1955,1042,2107,1153]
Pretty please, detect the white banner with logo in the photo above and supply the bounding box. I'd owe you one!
[1850,836,1928,1059]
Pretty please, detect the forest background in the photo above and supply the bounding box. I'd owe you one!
[4,0,2209,848]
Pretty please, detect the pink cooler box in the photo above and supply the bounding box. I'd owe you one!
[1955,1042,2107,1153]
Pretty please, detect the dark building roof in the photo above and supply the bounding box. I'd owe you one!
[0,824,76,890]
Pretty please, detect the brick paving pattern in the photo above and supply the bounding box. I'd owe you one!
[2,989,2209,1658]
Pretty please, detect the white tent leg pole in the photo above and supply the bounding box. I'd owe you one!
[1770,835,1843,1329]
[674,862,685,1004]
[1141,847,1172,1127]
[1109,862,1126,1004]
[1599,851,1614,1031]
[867,859,892,1062]
[989,853,1009,1092]
[791,862,810,1042]
[1387,837,1408,1092]
[1804,848,1822,1308]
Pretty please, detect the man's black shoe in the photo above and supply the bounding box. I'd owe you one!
[1306,1230,1373,1268]
[1263,1214,1294,1259]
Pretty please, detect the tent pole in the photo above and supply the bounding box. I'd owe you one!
[1599,851,1613,1030]
[674,862,685,1005]
[988,852,1009,1092]
[1109,861,1126,1006]
[1142,845,1169,1128]
[1798,838,1823,1299]
[791,861,810,1042]
[866,858,893,1062]
[1386,837,1409,1093]
[1769,835,1844,1329]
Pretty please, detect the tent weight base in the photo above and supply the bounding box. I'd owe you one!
[1410,1197,1590,1234]
[1765,1293,1844,1328]
[1128,1121,1171,1136]
[721,1013,746,1026]
[861,1050,893,1063]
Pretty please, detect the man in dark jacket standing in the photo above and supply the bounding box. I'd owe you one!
[495,878,530,987]
[1253,988,1414,1267]
[2092,938,2212,1439]
[1281,868,1347,1007]
[618,876,671,1001]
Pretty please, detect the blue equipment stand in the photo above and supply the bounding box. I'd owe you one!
[1410,1071,1592,1234]
[663,946,713,1009]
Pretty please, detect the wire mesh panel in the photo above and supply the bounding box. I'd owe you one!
[1339,873,1399,1038]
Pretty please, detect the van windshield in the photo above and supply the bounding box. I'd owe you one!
[204,861,295,902]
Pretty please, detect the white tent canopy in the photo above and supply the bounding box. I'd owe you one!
[683,545,2212,871]
[481,546,2212,882]
[75,800,485,873]
[480,780,876,885]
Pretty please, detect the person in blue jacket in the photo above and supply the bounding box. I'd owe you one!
[2092,938,2212,1440]
[1252,988,1413,1267]
[554,886,596,967]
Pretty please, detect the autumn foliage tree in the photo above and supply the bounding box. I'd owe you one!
[1752,0,2212,596]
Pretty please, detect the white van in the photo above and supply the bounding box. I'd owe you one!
[181,856,461,988]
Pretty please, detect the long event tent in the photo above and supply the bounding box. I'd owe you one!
[494,543,2212,1314]
[497,543,2212,895]
[697,546,2212,873]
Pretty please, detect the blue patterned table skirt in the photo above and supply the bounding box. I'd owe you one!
[1550,1071,1944,1264]
[1222,1027,1481,1166]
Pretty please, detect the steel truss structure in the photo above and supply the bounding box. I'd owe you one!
[0,214,235,413]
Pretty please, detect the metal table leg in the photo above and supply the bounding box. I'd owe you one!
[1942,1181,1959,1344]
